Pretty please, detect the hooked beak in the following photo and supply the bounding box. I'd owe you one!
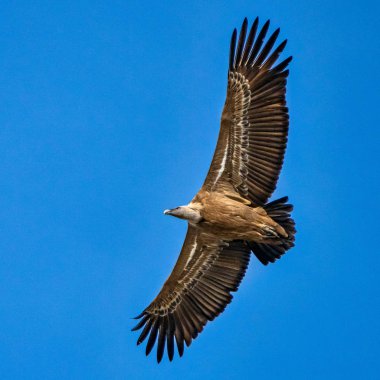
[163,209,173,215]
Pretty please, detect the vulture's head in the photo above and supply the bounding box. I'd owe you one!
[163,206,202,223]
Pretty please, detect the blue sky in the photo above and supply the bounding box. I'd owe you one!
[0,1,379,379]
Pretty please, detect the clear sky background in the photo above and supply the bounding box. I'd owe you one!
[0,1,379,379]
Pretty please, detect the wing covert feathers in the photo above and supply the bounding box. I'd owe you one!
[204,17,292,206]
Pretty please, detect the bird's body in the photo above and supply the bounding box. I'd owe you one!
[133,17,297,363]
[185,190,288,242]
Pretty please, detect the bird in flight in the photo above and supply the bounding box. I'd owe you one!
[132,17,296,363]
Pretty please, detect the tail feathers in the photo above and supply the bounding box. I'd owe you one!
[249,196,296,265]
[265,196,296,240]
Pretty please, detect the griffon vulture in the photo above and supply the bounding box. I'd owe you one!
[132,17,296,362]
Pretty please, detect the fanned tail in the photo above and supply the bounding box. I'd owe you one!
[248,196,296,265]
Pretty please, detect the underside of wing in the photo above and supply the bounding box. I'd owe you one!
[132,226,251,362]
[204,18,292,205]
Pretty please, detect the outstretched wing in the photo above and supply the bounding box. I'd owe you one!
[203,18,292,205]
[132,226,251,362]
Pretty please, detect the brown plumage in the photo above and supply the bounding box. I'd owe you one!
[132,17,296,363]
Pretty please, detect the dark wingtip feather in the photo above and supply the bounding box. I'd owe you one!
[137,318,153,346]
[261,19,270,36]
[241,17,259,66]
[235,18,248,67]
[145,318,159,356]
[247,19,271,66]
[131,314,149,331]
[167,336,174,361]
[254,27,281,67]
[229,28,237,71]
[167,314,175,361]
[175,332,184,357]
[156,317,167,363]
[133,311,146,319]
[273,55,292,72]
[267,27,281,46]
[263,39,288,68]
[270,28,281,47]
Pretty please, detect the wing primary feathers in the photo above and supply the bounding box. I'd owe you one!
[203,16,293,204]
[137,317,153,345]
[175,328,185,357]
[145,317,160,356]
[167,314,175,361]
[133,311,146,319]
[229,28,237,71]
[235,17,248,68]
[262,39,288,70]
[131,314,149,331]
[272,56,293,73]
[242,17,259,65]
[157,316,167,363]
[173,313,185,357]
[247,20,270,67]
[254,28,280,67]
